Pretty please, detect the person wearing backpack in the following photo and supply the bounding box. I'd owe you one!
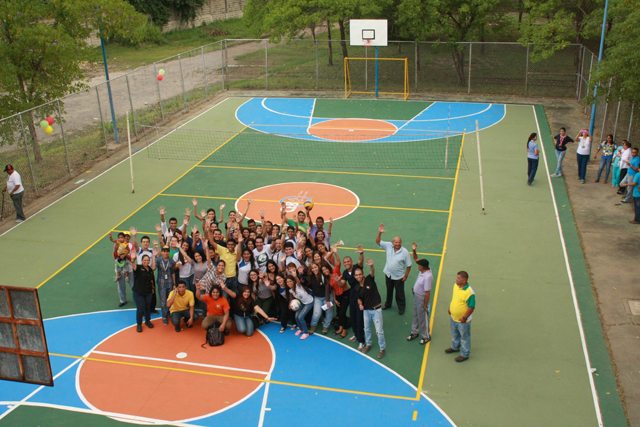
[196,284,234,336]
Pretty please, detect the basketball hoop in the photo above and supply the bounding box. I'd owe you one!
[363,39,372,48]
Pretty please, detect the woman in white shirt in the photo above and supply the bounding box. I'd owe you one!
[576,130,592,184]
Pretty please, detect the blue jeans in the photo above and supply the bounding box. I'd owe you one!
[295,303,313,334]
[596,156,613,181]
[171,309,199,328]
[310,296,334,328]
[234,314,255,336]
[554,150,566,175]
[577,153,589,180]
[450,317,471,357]
[527,158,539,184]
[132,292,153,326]
[363,308,385,350]
[158,284,172,320]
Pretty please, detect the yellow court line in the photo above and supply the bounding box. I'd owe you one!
[414,133,466,398]
[159,193,449,214]
[49,352,418,401]
[196,165,455,180]
[108,234,443,258]
[36,127,247,289]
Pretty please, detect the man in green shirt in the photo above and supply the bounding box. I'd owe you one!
[282,202,308,233]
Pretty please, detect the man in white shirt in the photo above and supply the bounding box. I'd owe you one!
[617,140,632,195]
[407,243,432,345]
[3,164,25,222]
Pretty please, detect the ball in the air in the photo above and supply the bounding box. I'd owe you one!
[289,299,301,311]
[303,200,313,211]
[45,126,53,134]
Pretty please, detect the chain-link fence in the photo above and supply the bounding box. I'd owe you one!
[2,39,638,219]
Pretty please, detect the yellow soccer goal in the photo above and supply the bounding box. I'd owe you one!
[344,57,409,100]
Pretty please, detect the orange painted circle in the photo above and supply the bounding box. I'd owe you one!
[78,319,273,422]
[236,182,359,223]
[308,119,396,141]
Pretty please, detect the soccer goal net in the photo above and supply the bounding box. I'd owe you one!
[344,57,409,100]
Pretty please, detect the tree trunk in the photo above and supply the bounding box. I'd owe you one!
[338,19,348,58]
[416,42,420,71]
[310,25,316,41]
[27,111,43,163]
[327,19,333,66]
[451,47,465,86]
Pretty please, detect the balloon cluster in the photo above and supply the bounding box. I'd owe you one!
[39,116,54,134]
[157,69,165,81]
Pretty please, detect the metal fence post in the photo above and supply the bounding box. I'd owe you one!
[95,87,110,156]
[125,75,139,142]
[577,45,585,100]
[525,44,530,97]
[468,43,472,94]
[56,100,72,177]
[414,42,418,90]
[202,46,209,99]
[221,41,225,90]
[315,40,319,90]
[178,54,188,110]
[265,40,269,90]
[153,63,166,124]
[225,40,229,90]
[18,113,39,197]
[628,102,635,140]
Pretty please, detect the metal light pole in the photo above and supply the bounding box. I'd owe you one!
[588,0,610,147]
[99,26,120,144]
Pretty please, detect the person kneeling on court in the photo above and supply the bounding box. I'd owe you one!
[196,284,234,336]
[167,280,199,332]
[233,286,277,337]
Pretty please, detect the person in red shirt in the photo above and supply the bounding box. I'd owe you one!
[196,284,235,335]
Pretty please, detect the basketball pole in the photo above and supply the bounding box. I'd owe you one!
[375,46,379,98]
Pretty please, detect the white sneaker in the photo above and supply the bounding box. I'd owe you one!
[357,343,364,351]
[550,173,558,177]
[15,219,24,223]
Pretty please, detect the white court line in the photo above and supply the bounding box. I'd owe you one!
[0,357,83,422]
[532,105,603,427]
[396,102,437,131]
[261,97,312,119]
[0,97,233,239]
[307,98,317,130]
[91,350,269,375]
[410,104,494,122]
[257,381,271,427]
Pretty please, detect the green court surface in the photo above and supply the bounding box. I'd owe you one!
[0,97,624,426]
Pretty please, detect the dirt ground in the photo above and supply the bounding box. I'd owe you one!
[1,89,636,426]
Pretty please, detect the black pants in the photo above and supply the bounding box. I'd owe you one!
[132,291,152,326]
[10,191,25,220]
[349,289,364,343]
[336,289,350,328]
[385,276,406,311]
[619,168,629,192]
[279,296,294,328]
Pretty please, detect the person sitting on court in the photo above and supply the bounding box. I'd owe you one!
[233,286,275,337]
[167,280,199,332]
[196,284,234,336]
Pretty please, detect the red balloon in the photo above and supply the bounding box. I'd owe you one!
[157,75,163,81]
[46,116,54,125]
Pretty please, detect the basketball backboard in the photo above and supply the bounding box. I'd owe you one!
[349,20,388,47]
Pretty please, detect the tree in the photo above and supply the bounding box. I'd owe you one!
[397,0,507,85]
[0,0,145,161]
[588,0,640,103]
[518,0,604,62]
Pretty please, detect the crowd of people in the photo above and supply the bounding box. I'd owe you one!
[526,129,640,223]
[108,200,477,361]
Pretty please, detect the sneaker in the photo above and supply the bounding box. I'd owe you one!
[15,219,24,223]
[377,349,386,359]
[151,310,159,315]
[145,321,154,329]
[162,318,168,325]
[361,345,372,354]
[295,330,303,336]
[118,301,127,307]
[621,200,630,204]
[349,335,357,342]
[444,347,460,354]
[357,343,365,351]
[420,337,431,345]
[175,325,181,332]
[322,327,329,335]
[455,355,469,362]
[550,173,558,177]
[399,309,405,315]
[279,327,285,333]
[309,326,316,335]
[581,180,585,184]
[290,324,298,331]
[136,325,142,333]
[300,333,309,340]
[594,179,599,183]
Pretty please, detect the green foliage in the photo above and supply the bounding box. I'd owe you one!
[127,0,172,27]
[169,0,208,25]
[588,0,640,103]
[519,0,604,61]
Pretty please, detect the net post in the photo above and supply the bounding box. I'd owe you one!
[405,58,409,99]
[375,46,379,98]
[127,112,135,194]
[125,75,139,142]
[476,120,485,214]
